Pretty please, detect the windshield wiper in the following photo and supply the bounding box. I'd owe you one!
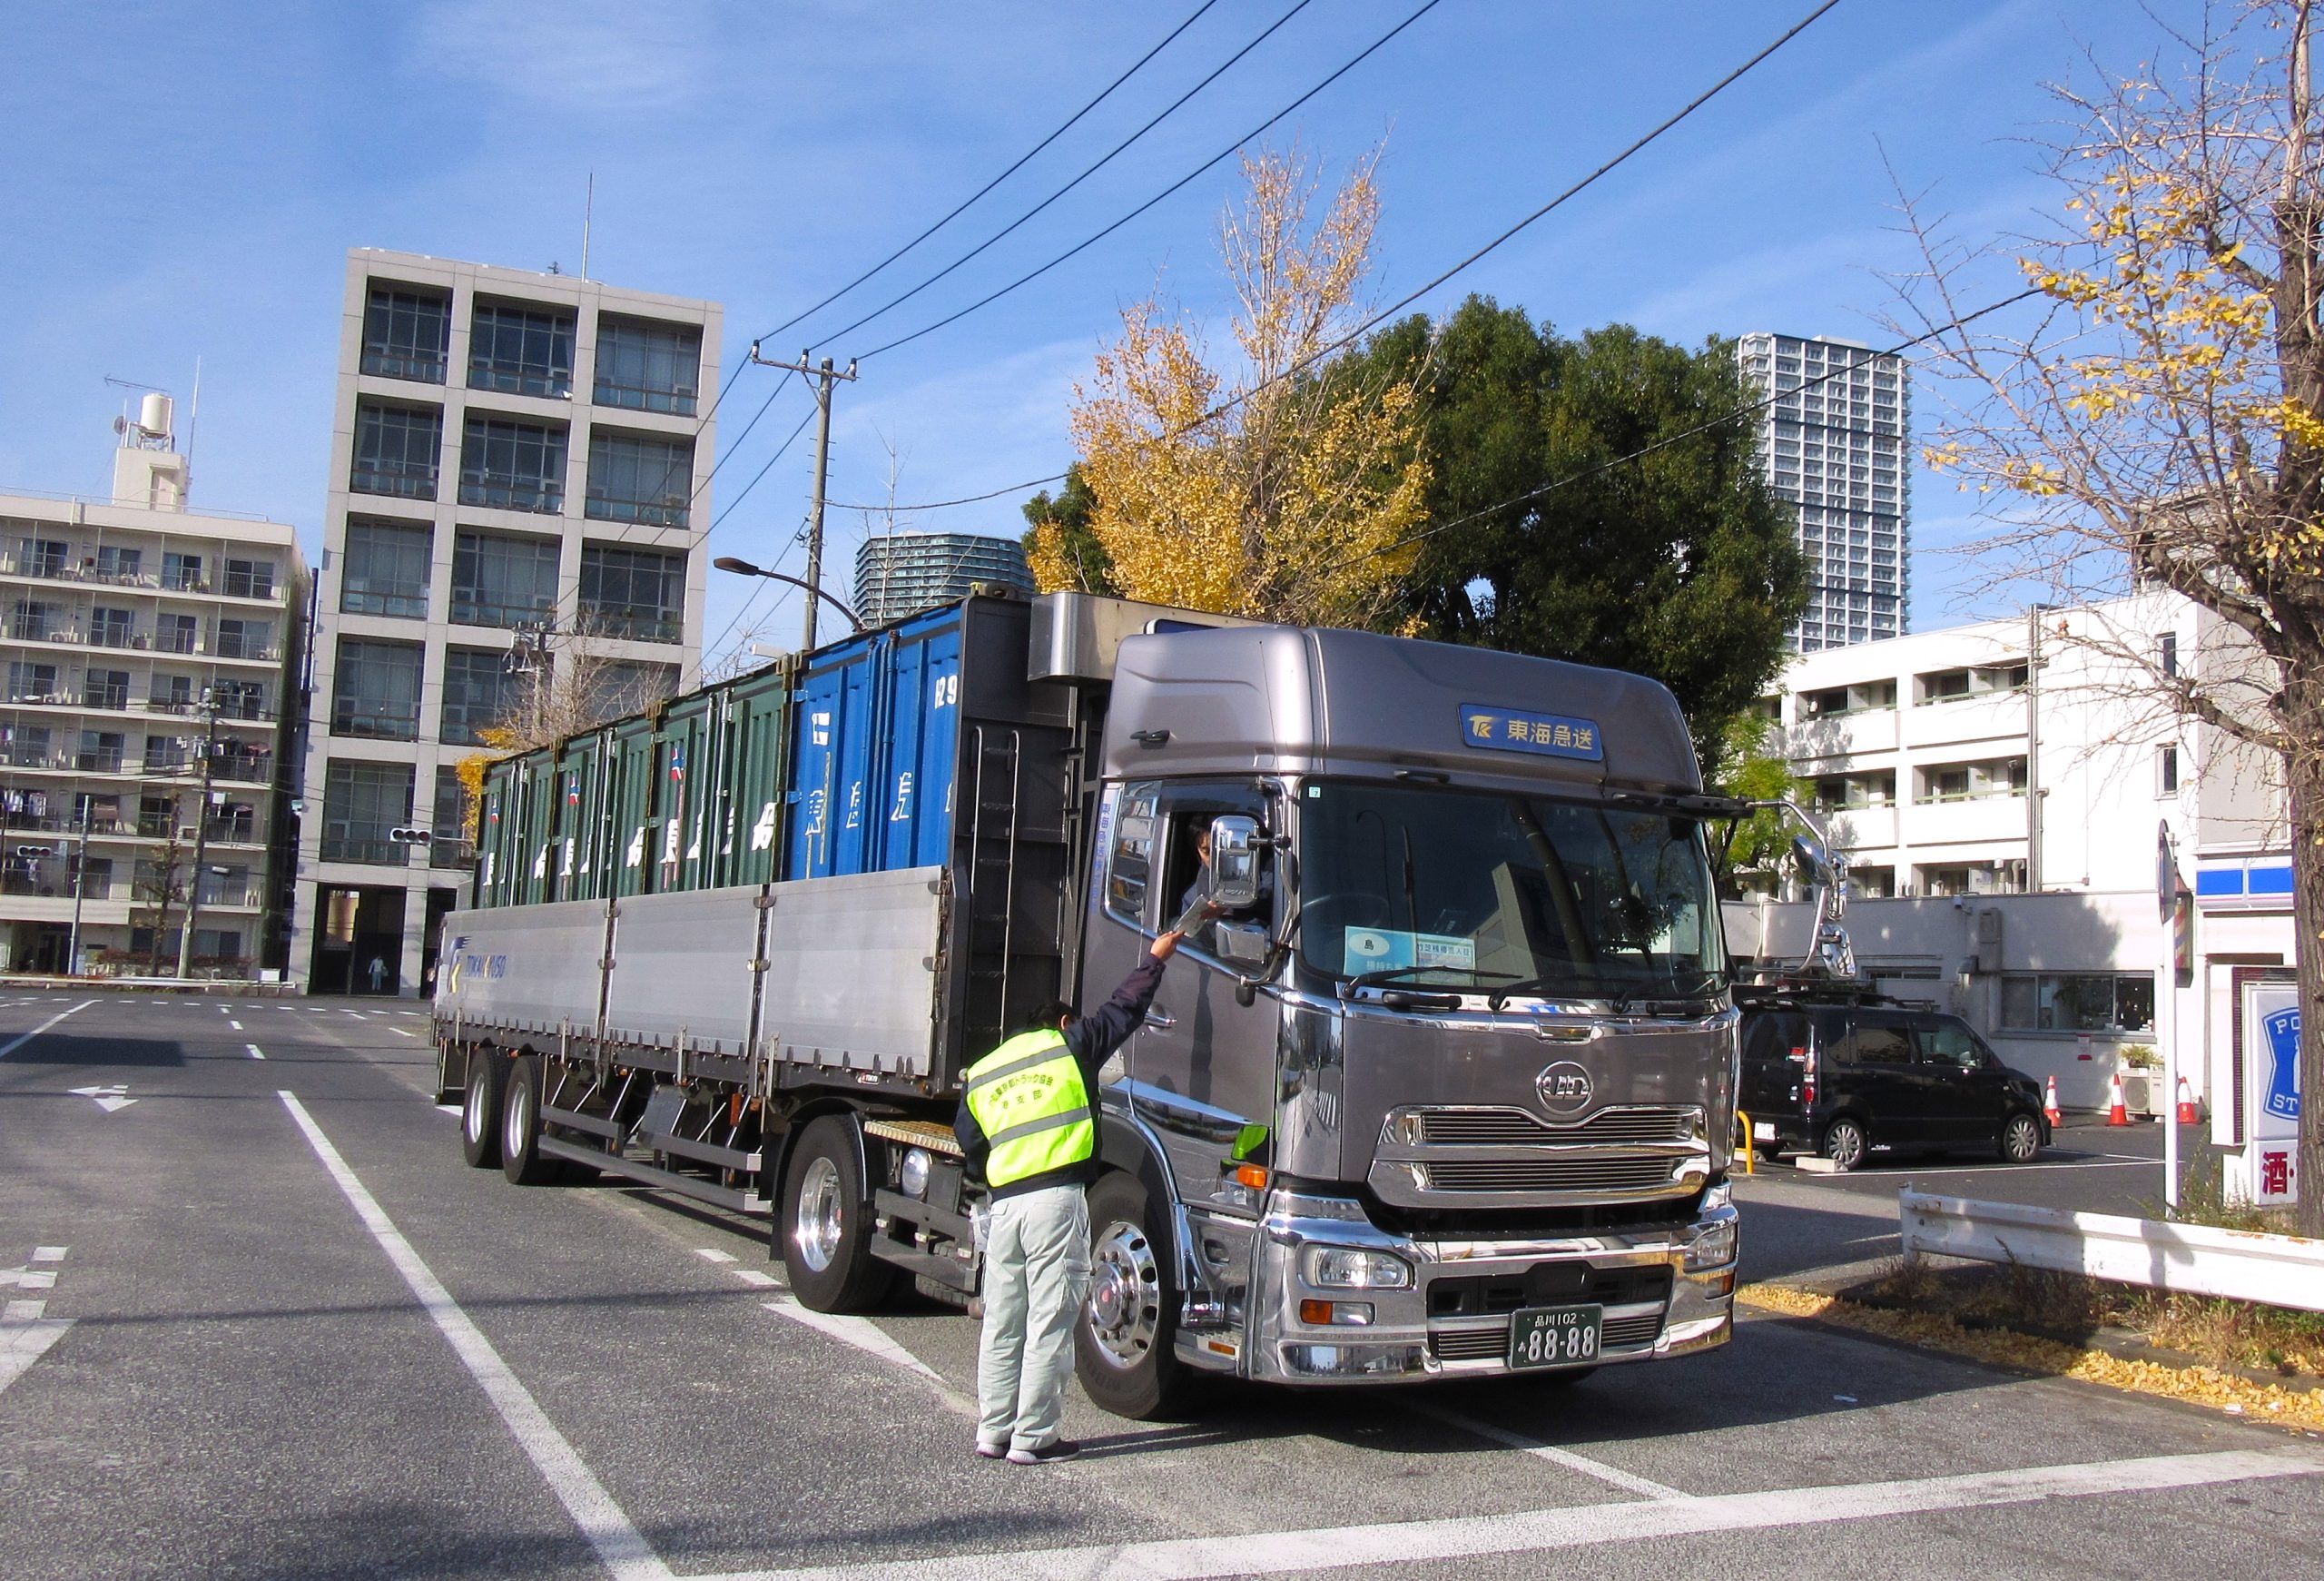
[1346,965,1518,993]
[1484,969,1724,1013]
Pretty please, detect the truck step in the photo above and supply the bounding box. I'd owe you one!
[538,1136,769,1215]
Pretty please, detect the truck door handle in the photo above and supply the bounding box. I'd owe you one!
[1145,1007,1176,1029]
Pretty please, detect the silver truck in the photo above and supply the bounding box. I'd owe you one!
[435,590,1786,1415]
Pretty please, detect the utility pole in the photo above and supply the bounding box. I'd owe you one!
[747,347,857,652]
[175,687,217,980]
[66,795,90,976]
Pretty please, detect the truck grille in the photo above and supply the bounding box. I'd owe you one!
[1416,1157,1679,1193]
[1406,1106,1699,1146]
[1428,1311,1665,1361]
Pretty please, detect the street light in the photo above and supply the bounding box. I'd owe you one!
[710,557,864,636]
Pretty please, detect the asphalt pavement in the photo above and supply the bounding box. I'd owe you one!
[1,988,2318,1581]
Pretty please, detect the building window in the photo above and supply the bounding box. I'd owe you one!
[1915,757,2028,803]
[156,613,198,655]
[352,402,442,500]
[431,766,472,869]
[579,543,684,641]
[1849,865,1896,898]
[89,607,134,649]
[2160,630,2179,677]
[6,724,52,768]
[223,558,274,600]
[1798,679,1896,717]
[450,529,559,628]
[11,600,56,642]
[7,661,58,703]
[440,647,517,746]
[468,301,575,398]
[15,538,67,578]
[587,661,679,717]
[330,637,423,741]
[361,284,451,383]
[340,517,431,619]
[594,315,701,414]
[584,430,692,528]
[321,758,415,865]
[2159,745,2180,795]
[84,669,128,710]
[1915,860,2027,897]
[1999,973,2156,1034]
[76,730,124,773]
[162,551,203,591]
[142,735,190,775]
[94,545,143,583]
[212,679,266,721]
[213,618,267,660]
[458,416,566,513]
[150,673,194,713]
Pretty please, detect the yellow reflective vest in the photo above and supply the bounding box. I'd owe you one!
[961,1028,1095,1190]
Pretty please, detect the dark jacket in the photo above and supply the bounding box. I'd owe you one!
[954,954,1165,1201]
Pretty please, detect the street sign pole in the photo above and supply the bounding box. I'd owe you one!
[2158,821,2181,1210]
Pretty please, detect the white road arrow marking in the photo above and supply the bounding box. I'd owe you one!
[67,1083,136,1112]
[0,1299,72,1398]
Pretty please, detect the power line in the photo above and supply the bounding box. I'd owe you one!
[705,404,820,539]
[804,0,1321,353]
[759,0,1226,342]
[831,0,1837,510]
[852,0,1443,363]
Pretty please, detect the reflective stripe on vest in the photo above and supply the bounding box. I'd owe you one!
[962,1027,1095,1189]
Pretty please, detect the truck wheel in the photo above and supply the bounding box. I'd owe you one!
[1819,1116,1869,1172]
[461,1052,507,1169]
[501,1054,558,1185]
[1998,1111,2043,1164]
[431,1041,463,1105]
[1076,1172,1185,1420]
[780,1116,895,1312]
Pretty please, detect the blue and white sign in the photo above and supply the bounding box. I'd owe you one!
[1343,927,1477,977]
[2262,1004,2302,1124]
[1459,705,1604,762]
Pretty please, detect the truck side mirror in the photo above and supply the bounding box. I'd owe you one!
[1208,815,1263,911]
[1791,832,1832,887]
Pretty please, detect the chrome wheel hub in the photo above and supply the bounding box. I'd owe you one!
[504,1077,529,1159]
[794,1156,843,1273]
[1086,1218,1159,1369]
[465,1076,487,1143]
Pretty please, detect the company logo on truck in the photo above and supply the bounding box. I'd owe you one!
[1460,704,1603,762]
[1535,1061,1594,1114]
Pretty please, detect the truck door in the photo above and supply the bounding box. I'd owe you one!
[1129,783,1278,1209]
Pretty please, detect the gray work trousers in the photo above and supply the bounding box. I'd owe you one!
[976,1182,1090,1450]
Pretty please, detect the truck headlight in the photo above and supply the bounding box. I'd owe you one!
[1305,1246,1413,1290]
[1686,1181,1737,1271]
[899,1147,931,1201]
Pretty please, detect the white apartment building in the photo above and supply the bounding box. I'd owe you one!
[1762,590,2294,1112]
[1737,332,1909,650]
[0,409,306,976]
[297,250,719,996]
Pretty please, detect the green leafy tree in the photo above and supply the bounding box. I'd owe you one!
[1020,465,1117,595]
[1360,296,1807,775]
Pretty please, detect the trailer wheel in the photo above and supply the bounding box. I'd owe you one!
[1075,1172,1185,1420]
[780,1117,895,1312]
[461,1052,507,1169]
[430,1041,463,1106]
[501,1055,559,1185]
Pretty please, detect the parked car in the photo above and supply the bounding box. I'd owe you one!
[1737,991,2050,1170]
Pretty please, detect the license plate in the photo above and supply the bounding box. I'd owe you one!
[1509,1304,1602,1369]
[1752,1121,1777,1141]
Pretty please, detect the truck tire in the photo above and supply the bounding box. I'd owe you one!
[431,1041,463,1106]
[501,1054,559,1185]
[780,1116,895,1312]
[461,1052,507,1169]
[1075,1171,1186,1420]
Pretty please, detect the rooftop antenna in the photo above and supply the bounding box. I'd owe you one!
[581,172,594,282]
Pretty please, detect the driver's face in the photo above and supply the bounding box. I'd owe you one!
[1196,830,1212,866]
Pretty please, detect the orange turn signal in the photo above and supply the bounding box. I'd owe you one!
[1235,1163,1269,1191]
[1299,1299,1333,1324]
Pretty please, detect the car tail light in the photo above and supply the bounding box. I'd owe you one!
[1797,1043,1816,1107]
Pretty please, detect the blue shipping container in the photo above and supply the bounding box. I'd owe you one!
[785,605,964,881]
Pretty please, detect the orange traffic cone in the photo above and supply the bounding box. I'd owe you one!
[2043,1074,2063,1127]
[2175,1075,2201,1125]
[2105,1071,2131,1126]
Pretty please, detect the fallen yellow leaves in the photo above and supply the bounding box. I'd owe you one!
[1736,1281,2324,1433]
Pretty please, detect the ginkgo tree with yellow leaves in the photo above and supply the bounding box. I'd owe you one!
[1900,0,2324,1232]
[1027,145,1430,631]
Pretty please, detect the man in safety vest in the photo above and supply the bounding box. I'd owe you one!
[954,924,1196,1464]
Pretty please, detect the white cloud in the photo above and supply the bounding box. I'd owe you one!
[411,0,717,109]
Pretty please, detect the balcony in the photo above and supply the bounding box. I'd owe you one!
[1905,791,2032,846]
[1819,805,1897,852]
[1784,707,1899,762]
[320,836,414,866]
[1903,691,2027,751]
[350,465,438,502]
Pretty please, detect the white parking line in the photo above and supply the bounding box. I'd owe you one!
[389,1026,417,1038]
[763,1299,952,1391]
[696,1448,2324,1581]
[0,999,95,1060]
[694,1248,739,1265]
[733,1269,780,1289]
[247,1044,266,1061]
[435,1103,462,1117]
[1406,1400,1690,1500]
[280,1091,671,1581]
[229,1020,243,1031]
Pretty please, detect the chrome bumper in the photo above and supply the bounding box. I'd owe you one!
[1238,1187,1737,1384]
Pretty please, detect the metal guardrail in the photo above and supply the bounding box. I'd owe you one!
[1898,1190,2324,1313]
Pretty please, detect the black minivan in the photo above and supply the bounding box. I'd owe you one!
[1738,995,2050,1170]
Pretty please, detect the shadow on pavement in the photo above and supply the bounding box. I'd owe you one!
[0,1033,185,1067]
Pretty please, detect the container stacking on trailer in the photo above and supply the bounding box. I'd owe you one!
[437,588,1797,1415]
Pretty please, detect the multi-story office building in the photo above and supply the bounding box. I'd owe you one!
[0,409,306,976]
[853,530,1035,626]
[1737,332,1909,650]
[297,250,719,995]
[1750,590,2292,1112]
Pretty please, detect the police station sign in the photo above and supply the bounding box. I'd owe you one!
[2237,983,2302,1207]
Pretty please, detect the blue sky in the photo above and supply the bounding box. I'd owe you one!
[0,0,2187,662]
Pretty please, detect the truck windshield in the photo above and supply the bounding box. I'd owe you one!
[1297,780,1720,999]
